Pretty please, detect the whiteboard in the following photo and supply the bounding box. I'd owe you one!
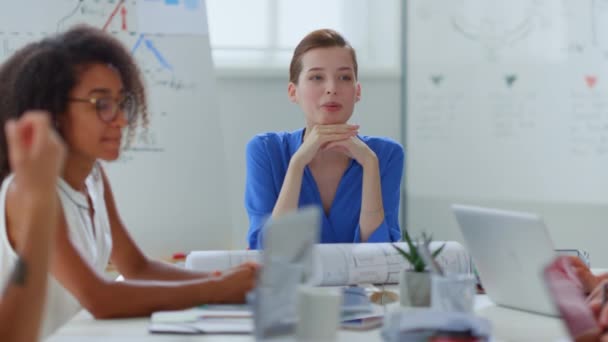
[0,0,233,257]
[406,0,608,263]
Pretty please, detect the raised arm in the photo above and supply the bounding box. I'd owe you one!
[0,112,65,342]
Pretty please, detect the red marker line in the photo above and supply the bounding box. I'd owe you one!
[121,6,128,31]
[102,0,126,31]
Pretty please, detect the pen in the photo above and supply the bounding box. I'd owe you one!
[603,283,607,308]
[602,282,608,334]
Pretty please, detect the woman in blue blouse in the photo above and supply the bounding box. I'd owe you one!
[245,29,404,249]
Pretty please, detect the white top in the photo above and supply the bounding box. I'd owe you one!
[0,163,113,338]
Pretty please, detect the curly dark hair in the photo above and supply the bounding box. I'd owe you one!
[0,24,148,180]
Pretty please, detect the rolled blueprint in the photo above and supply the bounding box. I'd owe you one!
[185,242,471,286]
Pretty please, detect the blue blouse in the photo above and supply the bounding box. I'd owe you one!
[245,128,404,249]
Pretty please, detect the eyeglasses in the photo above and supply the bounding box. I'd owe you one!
[68,93,137,124]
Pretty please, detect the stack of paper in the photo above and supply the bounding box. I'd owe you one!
[148,305,253,335]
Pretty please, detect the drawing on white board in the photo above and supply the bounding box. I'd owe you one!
[57,0,137,34]
[100,0,129,32]
[0,33,41,60]
[560,0,608,57]
[137,0,208,35]
[132,34,171,69]
[56,0,84,32]
[585,75,598,89]
[451,15,534,61]
[409,88,464,143]
[131,35,198,92]
[1,0,205,157]
[134,130,162,150]
[504,74,518,88]
[490,90,539,140]
[565,43,585,55]
[430,74,444,87]
[567,85,608,157]
[591,0,608,48]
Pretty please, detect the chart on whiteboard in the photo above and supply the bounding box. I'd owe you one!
[0,0,207,162]
[408,0,608,203]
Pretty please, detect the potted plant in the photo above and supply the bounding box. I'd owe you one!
[392,231,445,307]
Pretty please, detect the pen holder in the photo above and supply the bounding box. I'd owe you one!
[431,273,476,313]
[252,259,304,340]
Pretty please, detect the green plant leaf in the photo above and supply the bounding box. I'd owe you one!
[413,258,426,272]
[396,231,425,272]
[397,229,445,272]
[432,243,446,258]
[391,244,415,265]
[402,229,421,264]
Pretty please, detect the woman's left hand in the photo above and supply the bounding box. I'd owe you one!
[323,136,377,167]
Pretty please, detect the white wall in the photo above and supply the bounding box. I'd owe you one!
[214,69,402,248]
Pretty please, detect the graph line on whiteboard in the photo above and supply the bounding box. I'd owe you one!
[144,39,172,70]
[120,6,128,31]
[102,0,126,31]
[56,0,137,35]
[57,0,83,32]
[131,33,145,54]
[132,34,173,71]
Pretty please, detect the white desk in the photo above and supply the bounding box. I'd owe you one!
[46,292,569,342]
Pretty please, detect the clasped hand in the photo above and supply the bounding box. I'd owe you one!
[293,124,376,167]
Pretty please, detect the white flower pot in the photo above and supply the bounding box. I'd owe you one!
[399,269,431,307]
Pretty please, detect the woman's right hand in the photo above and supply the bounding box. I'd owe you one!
[291,124,359,168]
[213,262,259,303]
[568,256,608,295]
[6,111,66,195]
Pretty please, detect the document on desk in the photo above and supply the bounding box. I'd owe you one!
[149,306,253,335]
[149,319,253,335]
[186,250,261,270]
[186,242,471,286]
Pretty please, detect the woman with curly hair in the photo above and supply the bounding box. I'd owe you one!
[0,112,65,342]
[0,25,257,338]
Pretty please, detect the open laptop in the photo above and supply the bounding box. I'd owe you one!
[451,204,558,316]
